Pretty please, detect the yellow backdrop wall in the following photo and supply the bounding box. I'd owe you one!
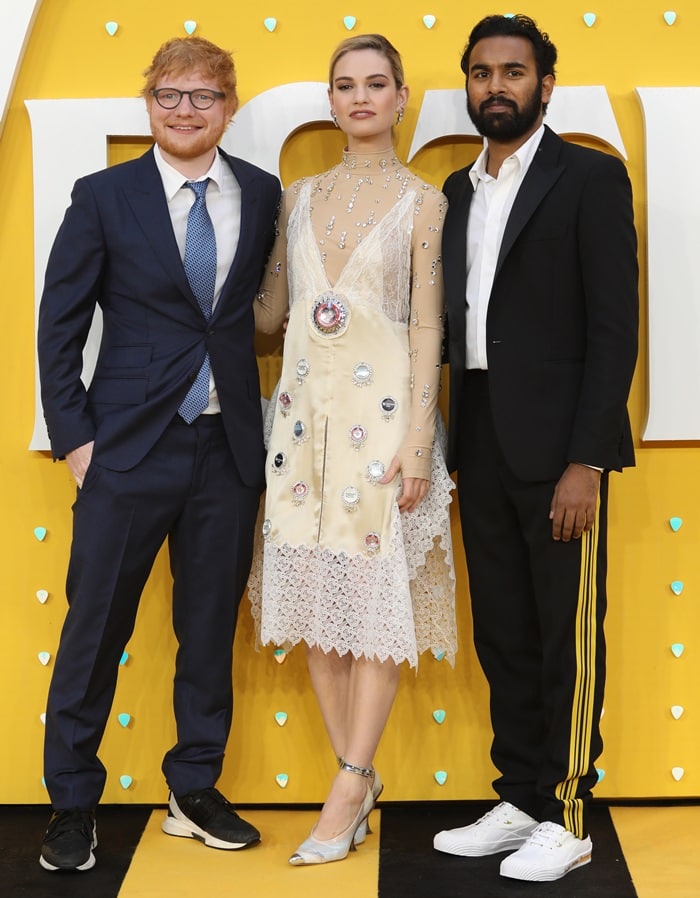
[1,0,698,805]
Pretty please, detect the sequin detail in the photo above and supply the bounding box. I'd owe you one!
[311,291,349,336]
[291,481,308,504]
[364,532,381,552]
[292,420,308,445]
[342,486,361,511]
[271,451,287,475]
[349,424,367,449]
[380,396,397,420]
[367,460,385,483]
[278,391,292,416]
[353,362,373,386]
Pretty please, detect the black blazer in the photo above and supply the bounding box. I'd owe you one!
[443,126,638,480]
[38,147,280,487]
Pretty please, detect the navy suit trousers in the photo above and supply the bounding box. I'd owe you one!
[43,414,261,809]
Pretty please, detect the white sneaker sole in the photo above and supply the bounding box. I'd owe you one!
[500,848,592,881]
[161,813,251,850]
[39,826,97,871]
[39,850,96,871]
[433,824,536,857]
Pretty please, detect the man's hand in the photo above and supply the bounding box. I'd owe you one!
[549,463,601,541]
[65,441,94,489]
[381,456,430,513]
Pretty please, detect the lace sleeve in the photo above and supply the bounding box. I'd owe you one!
[398,187,447,480]
[253,189,296,334]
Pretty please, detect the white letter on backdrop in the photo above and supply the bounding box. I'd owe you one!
[26,98,150,449]
[638,87,700,441]
[408,86,627,160]
[222,82,330,178]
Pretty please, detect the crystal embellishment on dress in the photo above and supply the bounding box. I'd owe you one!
[349,424,368,449]
[278,391,293,416]
[272,452,288,475]
[353,362,373,386]
[262,519,272,538]
[291,481,309,505]
[380,396,397,420]
[365,532,381,552]
[296,359,310,383]
[342,486,361,511]
[292,420,308,444]
[367,460,385,483]
[311,291,349,337]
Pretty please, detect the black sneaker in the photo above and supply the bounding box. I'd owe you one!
[162,787,260,849]
[39,808,97,871]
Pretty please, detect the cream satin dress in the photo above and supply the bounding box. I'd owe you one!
[250,152,456,668]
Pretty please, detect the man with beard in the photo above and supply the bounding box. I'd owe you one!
[37,37,279,871]
[433,14,638,882]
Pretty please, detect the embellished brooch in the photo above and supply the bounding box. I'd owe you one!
[311,291,350,337]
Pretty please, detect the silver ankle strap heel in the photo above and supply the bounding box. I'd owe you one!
[337,757,383,845]
[288,759,376,866]
[339,760,373,778]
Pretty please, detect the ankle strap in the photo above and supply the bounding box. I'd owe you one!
[339,760,373,778]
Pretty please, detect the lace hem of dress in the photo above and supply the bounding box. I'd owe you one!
[248,418,456,669]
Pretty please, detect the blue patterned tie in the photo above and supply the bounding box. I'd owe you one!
[178,178,217,423]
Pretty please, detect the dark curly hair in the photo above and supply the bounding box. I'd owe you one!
[460,14,557,82]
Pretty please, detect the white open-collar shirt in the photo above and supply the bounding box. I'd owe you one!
[465,123,544,370]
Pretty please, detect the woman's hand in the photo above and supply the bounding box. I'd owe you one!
[380,456,430,513]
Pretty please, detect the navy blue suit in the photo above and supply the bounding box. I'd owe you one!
[38,147,280,808]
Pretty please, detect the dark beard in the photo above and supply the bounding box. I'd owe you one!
[467,82,543,141]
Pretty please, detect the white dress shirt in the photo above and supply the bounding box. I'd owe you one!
[465,124,544,369]
[153,143,242,413]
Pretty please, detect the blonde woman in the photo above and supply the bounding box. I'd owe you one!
[251,34,456,865]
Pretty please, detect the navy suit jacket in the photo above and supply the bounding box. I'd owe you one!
[443,126,639,480]
[38,147,280,487]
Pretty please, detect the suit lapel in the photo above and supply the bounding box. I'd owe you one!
[442,167,475,375]
[217,150,261,305]
[495,126,565,277]
[123,148,196,306]
[444,167,474,315]
[124,148,267,316]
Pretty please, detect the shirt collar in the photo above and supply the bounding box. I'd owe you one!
[469,123,545,189]
[153,143,223,200]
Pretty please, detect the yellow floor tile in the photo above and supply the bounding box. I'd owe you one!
[118,808,381,898]
[611,805,700,898]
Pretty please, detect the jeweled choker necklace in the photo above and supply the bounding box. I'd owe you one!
[341,148,401,172]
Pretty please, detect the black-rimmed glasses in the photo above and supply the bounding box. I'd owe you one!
[150,88,225,110]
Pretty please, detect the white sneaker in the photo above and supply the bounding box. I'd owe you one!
[433,802,539,856]
[500,821,592,881]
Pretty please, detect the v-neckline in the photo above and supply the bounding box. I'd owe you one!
[300,179,415,292]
